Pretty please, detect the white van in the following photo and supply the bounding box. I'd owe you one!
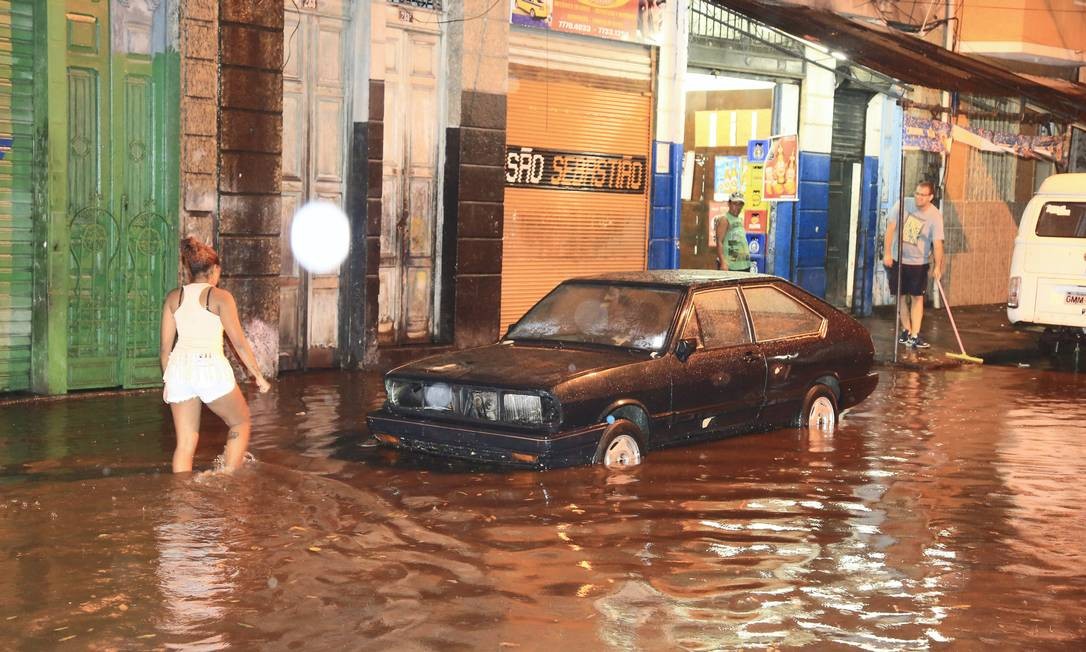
[1007,173,1086,338]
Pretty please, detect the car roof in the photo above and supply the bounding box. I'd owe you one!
[1037,173,1086,196]
[565,270,777,289]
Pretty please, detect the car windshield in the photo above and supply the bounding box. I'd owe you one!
[506,283,683,351]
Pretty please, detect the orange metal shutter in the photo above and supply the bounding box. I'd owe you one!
[501,42,653,332]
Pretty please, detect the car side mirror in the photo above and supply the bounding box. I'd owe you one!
[675,338,697,363]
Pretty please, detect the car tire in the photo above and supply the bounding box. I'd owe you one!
[593,420,644,469]
[796,384,838,431]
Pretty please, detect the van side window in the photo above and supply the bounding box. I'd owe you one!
[1035,202,1086,239]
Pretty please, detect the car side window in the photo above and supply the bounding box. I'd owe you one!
[680,307,704,348]
[742,285,824,341]
[691,289,750,349]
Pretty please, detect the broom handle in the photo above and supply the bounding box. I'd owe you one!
[936,278,968,355]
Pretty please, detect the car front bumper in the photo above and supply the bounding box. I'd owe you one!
[366,409,607,469]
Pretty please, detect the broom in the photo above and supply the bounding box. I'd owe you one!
[935,278,983,364]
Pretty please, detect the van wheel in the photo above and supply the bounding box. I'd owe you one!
[593,420,643,469]
[796,384,838,431]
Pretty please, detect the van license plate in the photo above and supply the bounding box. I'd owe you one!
[1066,292,1086,305]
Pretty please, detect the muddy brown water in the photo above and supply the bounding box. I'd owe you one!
[1,366,1084,650]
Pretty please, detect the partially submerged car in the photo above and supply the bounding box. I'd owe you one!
[367,271,878,469]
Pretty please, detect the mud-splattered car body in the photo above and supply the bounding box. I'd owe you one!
[367,271,878,469]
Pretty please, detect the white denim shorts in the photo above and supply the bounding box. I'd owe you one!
[163,351,237,404]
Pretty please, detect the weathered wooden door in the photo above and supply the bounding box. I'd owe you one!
[65,0,176,389]
[280,0,348,369]
[378,12,441,344]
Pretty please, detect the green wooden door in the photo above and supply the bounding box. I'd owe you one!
[65,0,176,390]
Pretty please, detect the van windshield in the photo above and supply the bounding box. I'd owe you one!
[1036,202,1086,239]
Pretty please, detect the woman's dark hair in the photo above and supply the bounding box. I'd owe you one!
[180,236,220,279]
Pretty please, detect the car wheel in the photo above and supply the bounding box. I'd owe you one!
[593,420,643,469]
[797,384,838,431]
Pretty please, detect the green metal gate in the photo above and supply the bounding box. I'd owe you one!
[62,0,177,390]
[0,0,35,392]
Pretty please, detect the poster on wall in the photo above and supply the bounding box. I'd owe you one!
[743,161,765,209]
[510,0,665,44]
[747,139,769,164]
[713,156,744,202]
[763,134,798,202]
[706,201,728,248]
[743,209,766,234]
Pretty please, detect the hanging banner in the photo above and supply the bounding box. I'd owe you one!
[764,134,798,202]
[510,0,664,45]
[902,115,952,154]
[903,115,1068,162]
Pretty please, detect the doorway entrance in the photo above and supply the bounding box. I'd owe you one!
[378,14,442,344]
[280,0,349,369]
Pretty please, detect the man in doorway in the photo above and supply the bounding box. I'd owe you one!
[716,192,752,272]
[883,180,945,349]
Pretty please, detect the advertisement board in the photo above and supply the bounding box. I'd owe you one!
[510,0,665,44]
[763,134,798,201]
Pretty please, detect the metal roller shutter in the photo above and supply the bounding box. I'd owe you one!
[0,0,34,392]
[502,29,653,331]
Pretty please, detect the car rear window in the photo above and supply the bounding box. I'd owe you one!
[742,285,824,341]
[1035,202,1086,238]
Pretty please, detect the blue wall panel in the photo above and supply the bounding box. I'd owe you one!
[793,151,830,297]
[648,141,682,269]
[853,156,880,315]
[772,201,794,279]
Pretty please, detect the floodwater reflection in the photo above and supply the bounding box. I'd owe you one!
[1,366,1084,649]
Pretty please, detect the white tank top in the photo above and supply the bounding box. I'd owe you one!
[173,282,225,354]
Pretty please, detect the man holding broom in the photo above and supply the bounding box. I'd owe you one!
[883,181,945,349]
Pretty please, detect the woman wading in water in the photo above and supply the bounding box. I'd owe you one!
[160,237,271,473]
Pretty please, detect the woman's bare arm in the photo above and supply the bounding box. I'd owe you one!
[215,289,271,392]
[159,290,179,372]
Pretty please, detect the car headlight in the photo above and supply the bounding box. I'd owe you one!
[385,379,422,408]
[502,392,560,426]
[464,389,499,420]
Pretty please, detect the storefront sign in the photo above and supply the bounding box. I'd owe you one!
[510,0,664,45]
[764,134,798,202]
[505,145,647,194]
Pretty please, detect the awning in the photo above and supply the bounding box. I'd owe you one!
[715,0,1086,123]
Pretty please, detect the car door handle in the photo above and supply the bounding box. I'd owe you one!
[742,350,759,364]
[768,353,798,362]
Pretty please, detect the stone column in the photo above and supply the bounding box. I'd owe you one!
[217,0,284,376]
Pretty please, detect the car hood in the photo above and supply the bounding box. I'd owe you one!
[388,342,653,389]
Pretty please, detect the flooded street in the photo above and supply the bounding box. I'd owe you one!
[1,364,1085,650]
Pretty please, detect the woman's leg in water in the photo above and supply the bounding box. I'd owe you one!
[169,398,203,473]
[207,386,252,471]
